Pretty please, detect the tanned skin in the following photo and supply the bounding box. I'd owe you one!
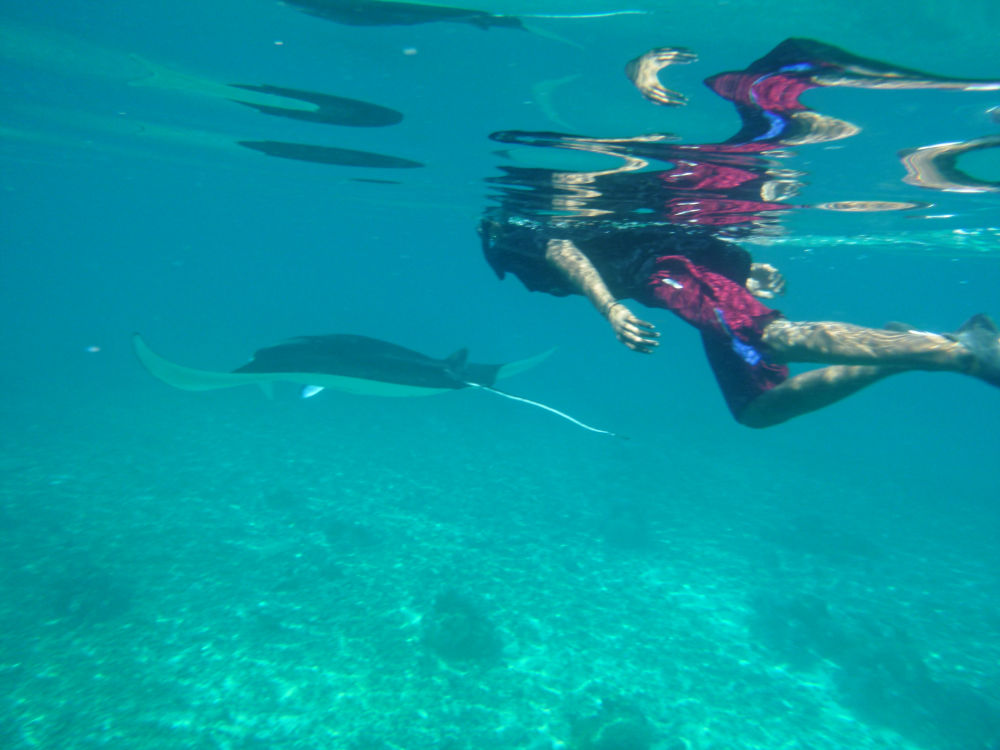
[544,237,986,427]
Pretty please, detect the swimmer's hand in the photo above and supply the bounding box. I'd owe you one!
[747,263,787,299]
[625,47,697,107]
[608,303,659,353]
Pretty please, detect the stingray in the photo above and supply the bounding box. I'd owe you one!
[133,334,621,435]
[229,84,403,127]
[281,0,525,29]
[238,140,423,168]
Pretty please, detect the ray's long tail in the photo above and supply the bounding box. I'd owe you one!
[466,382,626,438]
[520,10,650,19]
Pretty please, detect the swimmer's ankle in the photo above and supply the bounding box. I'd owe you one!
[952,314,1000,386]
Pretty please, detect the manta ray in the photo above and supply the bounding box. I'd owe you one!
[133,333,621,435]
[281,0,525,30]
[281,0,648,29]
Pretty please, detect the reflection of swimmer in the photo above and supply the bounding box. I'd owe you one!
[625,47,696,107]
[630,37,1000,146]
[490,130,801,236]
[900,135,1000,193]
[482,38,1000,427]
[815,200,928,212]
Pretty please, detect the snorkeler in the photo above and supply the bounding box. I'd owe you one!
[480,38,1000,427]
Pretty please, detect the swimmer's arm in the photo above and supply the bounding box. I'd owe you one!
[544,238,615,313]
[544,238,658,353]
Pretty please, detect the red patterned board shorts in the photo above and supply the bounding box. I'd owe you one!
[634,255,789,420]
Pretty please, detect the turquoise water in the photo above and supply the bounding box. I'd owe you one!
[2,2,999,748]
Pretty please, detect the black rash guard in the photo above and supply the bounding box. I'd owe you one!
[479,212,753,300]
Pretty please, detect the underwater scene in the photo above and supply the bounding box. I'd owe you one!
[2,1,999,748]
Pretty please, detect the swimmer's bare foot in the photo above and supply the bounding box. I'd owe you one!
[625,47,697,107]
[950,314,1000,387]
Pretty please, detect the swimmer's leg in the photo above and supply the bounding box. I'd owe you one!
[738,364,902,428]
[737,316,1000,426]
[760,319,977,372]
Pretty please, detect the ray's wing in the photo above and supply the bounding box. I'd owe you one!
[496,347,555,380]
[229,84,403,127]
[132,334,456,396]
[133,334,263,391]
[238,140,423,168]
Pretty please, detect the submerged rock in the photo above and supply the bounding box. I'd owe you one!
[569,698,655,750]
[421,589,502,665]
[51,563,133,626]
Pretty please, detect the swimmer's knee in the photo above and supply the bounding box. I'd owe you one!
[735,411,772,429]
[735,398,783,429]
